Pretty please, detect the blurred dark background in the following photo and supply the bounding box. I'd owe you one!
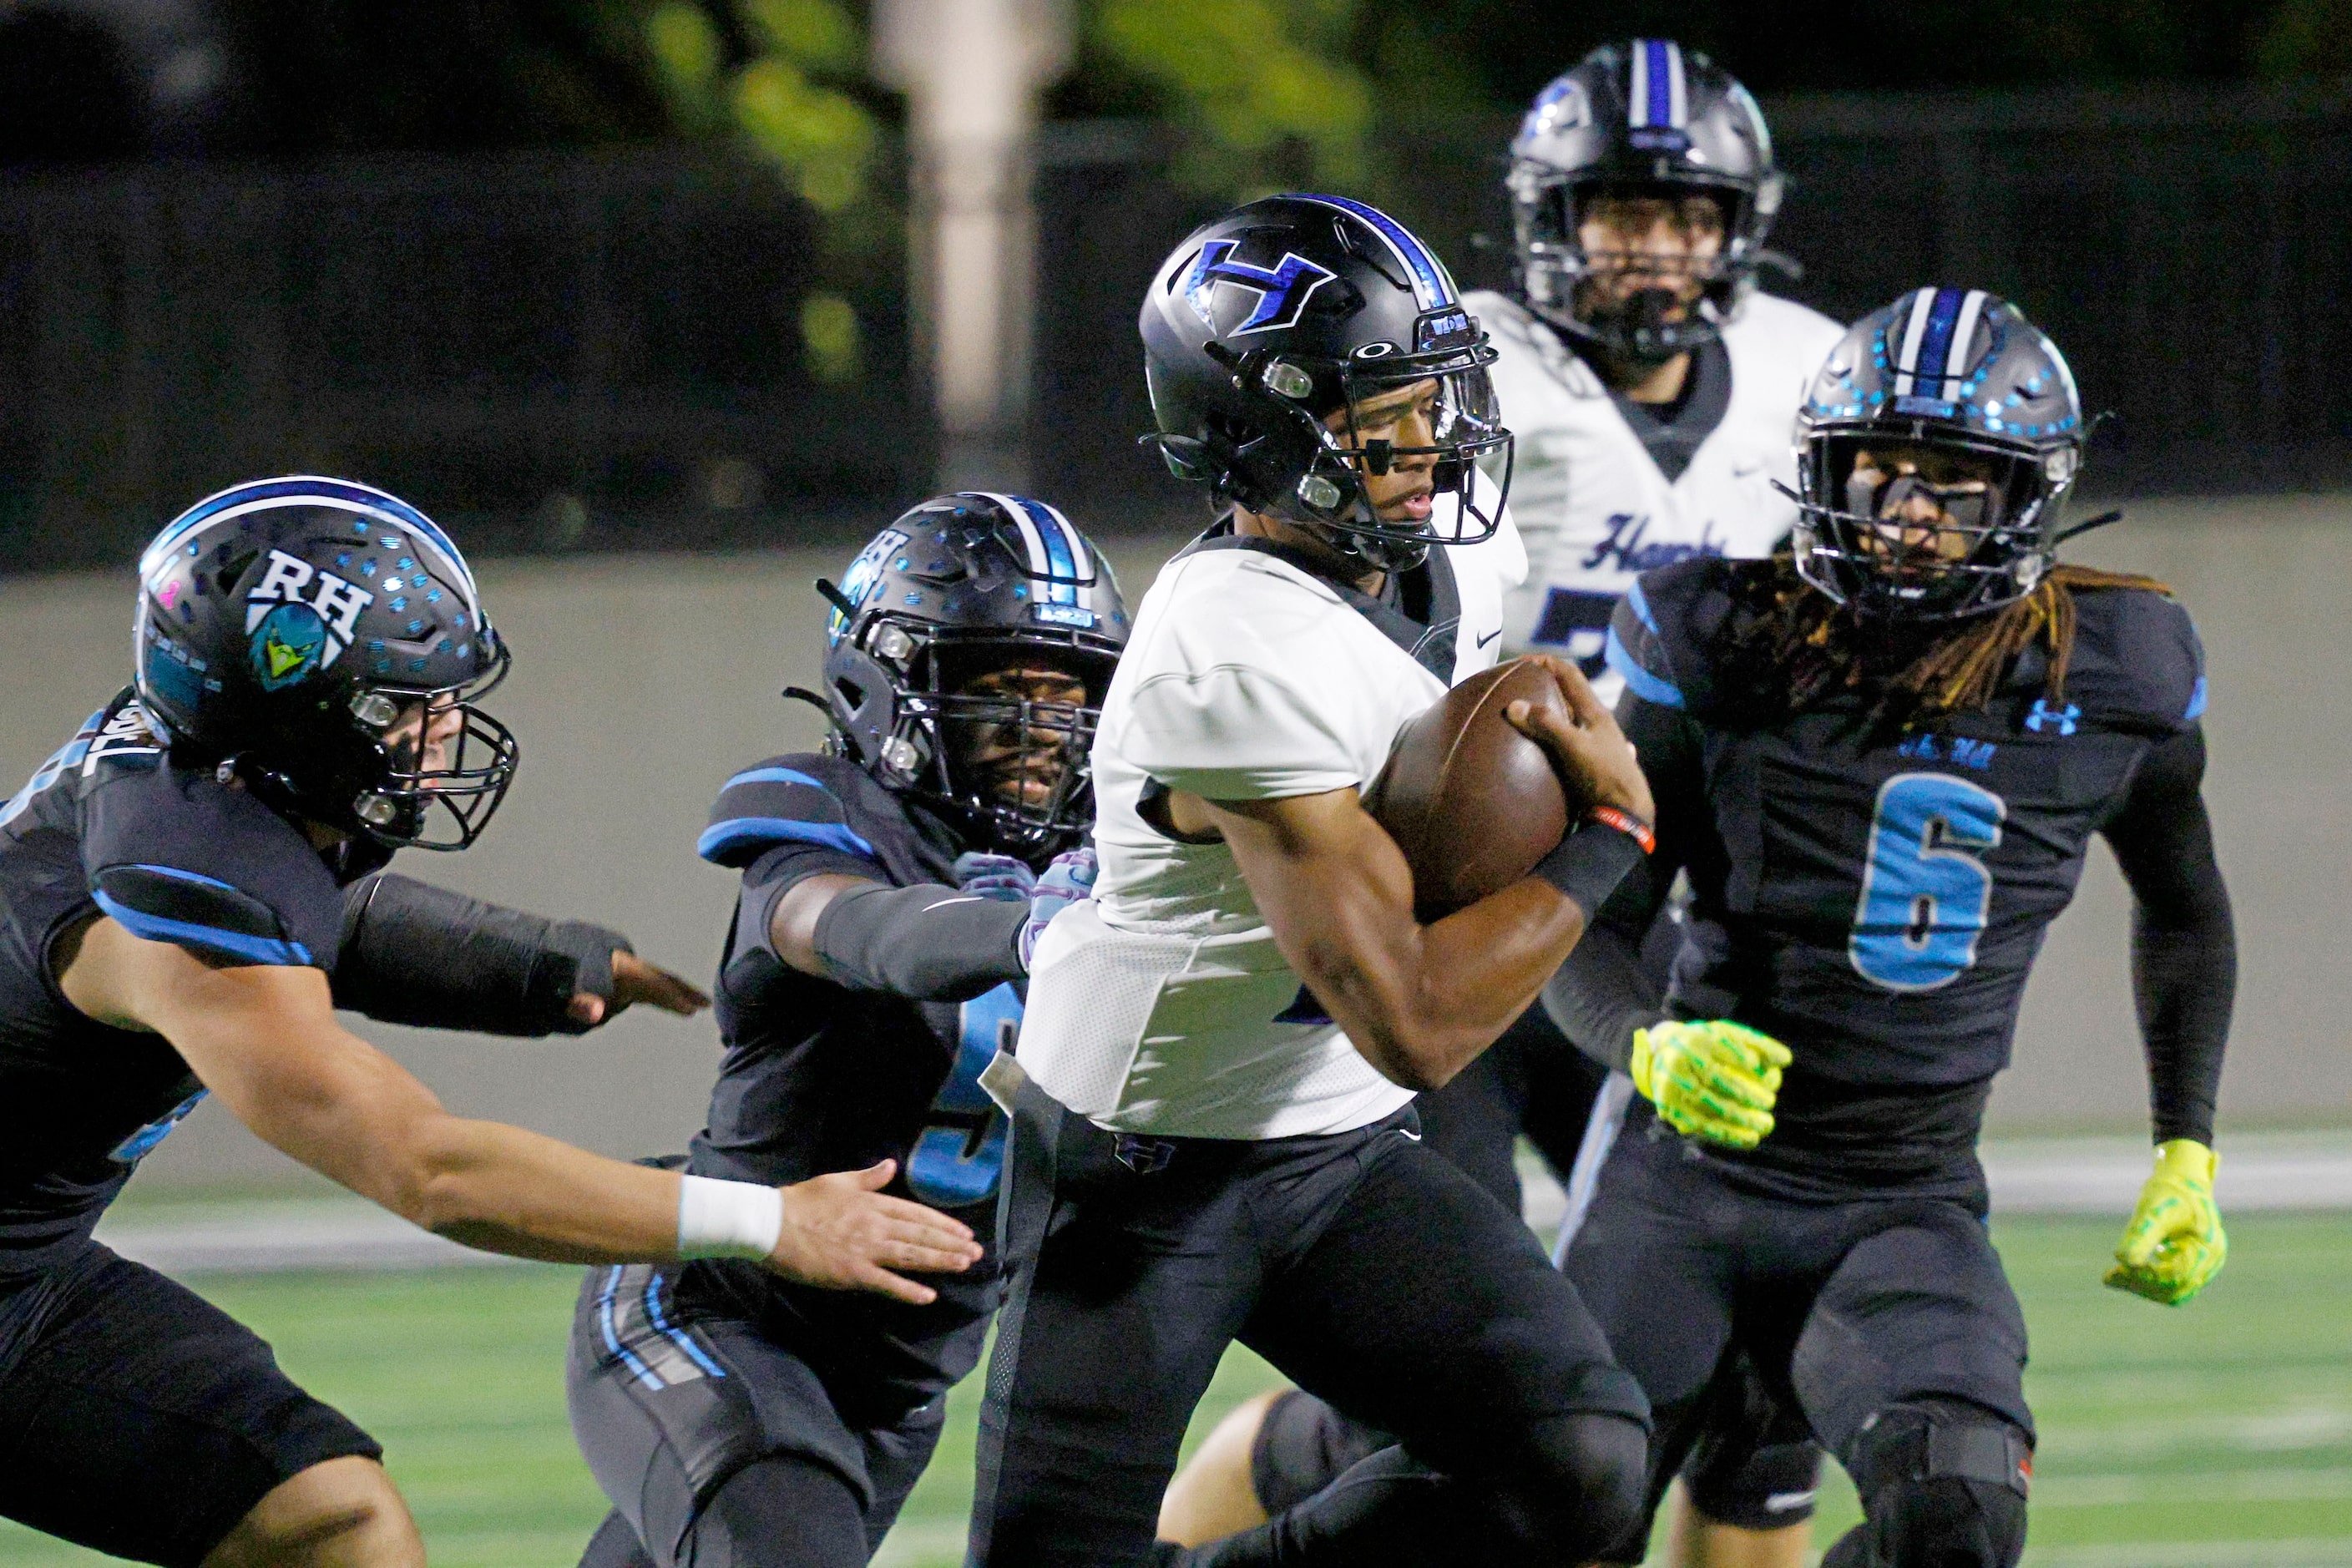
[0,0,2348,572]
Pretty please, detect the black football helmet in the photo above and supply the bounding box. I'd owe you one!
[812,493,1127,856]
[134,477,518,850]
[1140,192,1511,572]
[1507,39,1783,362]
[1788,288,2092,620]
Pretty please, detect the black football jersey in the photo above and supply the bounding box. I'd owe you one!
[0,690,347,1270]
[680,752,1013,1408]
[1607,560,2207,1191]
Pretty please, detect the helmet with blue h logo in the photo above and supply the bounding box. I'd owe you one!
[1508,39,1784,362]
[1789,288,2092,620]
[1140,193,1511,572]
[133,476,518,850]
[813,493,1127,854]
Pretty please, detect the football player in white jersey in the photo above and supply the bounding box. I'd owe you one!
[1481,38,1844,687]
[1160,44,1838,1568]
[961,195,1663,1568]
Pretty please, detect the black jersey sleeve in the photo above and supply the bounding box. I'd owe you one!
[80,763,343,970]
[2065,586,2208,736]
[2100,726,2233,1146]
[1540,690,1696,1071]
[702,757,1025,999]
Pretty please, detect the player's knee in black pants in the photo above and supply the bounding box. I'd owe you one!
[1819,1399,2031,1568]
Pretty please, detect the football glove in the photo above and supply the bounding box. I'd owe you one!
[2104,1139,2226,1306]
[1019,848,1096,969]
[1631,1019,1793,1151]
[951,852,1036,903]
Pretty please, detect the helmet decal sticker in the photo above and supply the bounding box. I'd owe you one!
[250,602,330,690]
[241,549,377,669]
[830,529,908,646]
[1184,241,1340,335]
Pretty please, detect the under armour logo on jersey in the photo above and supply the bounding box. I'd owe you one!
[2025,700,2080,736]
[1185,240,1338,336]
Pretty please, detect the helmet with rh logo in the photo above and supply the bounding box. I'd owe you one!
[133,476,518,849]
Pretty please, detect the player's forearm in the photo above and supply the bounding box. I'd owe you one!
[395,1115,685,1263]
[807,881,1027,999]
[1304,878,1590,1090]
[2132,904,2234,1146]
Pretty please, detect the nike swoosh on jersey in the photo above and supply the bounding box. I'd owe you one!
[1477,628,1501,647]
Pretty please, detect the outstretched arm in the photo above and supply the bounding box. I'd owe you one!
[57,917,981,1302]
[336,873,708,1034]
[1191,657,1655,1092]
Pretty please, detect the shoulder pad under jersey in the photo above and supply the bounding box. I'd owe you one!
[698,754,885,869]
[81,763,344,969]
[1602,558,1755,715]
[2059,585,2208,736]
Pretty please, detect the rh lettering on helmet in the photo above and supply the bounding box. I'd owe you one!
[243,549,377,664]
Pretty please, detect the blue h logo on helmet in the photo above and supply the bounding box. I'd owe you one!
[1184,240,1339,336]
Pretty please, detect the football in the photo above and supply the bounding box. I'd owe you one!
[1365,657,1590,920]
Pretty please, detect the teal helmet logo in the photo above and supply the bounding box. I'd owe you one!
[250,602,329,690]
[829,528,908,646]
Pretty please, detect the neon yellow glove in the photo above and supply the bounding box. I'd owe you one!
[2103,1139,2226,1305]
[1629,1020,1793,1151]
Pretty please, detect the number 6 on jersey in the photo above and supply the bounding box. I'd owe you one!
[1850,772,2006,991]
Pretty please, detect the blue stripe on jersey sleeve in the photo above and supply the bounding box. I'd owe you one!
[94,889,314,966]
[721,766,831,792]
[1605,625,1685,708]
[1626,579,1663,636]
[2184,675,2208,722]
[697,817,878,864]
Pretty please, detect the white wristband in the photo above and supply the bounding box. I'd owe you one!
[676,1175,784,1261]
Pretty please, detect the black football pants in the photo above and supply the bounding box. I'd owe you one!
[1560,1107,2033,1563]
[966,1076,1650,1568]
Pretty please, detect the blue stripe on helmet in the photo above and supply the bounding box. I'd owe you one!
[1913,288,1968,390]
[1644,39,1674,128]
[1275,194,1453,309]
[1014,496,1079,604]
[142,478,475,593]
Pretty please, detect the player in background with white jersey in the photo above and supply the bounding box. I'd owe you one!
[963,195,1660,1568]
[1479,38,1844,683]
[1163,45,1838,1568]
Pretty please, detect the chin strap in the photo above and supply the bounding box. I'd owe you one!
[2050,508,2124,546]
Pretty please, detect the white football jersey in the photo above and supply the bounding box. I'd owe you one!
[1017,498,1526,1140]
[1469,288,1844,690]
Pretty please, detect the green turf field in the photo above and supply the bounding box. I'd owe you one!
[3,1212,2345,1566]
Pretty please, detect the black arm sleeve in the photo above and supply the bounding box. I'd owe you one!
[332,874,631,1038]
[2100,726,2234,1146]
[1540,693,1700,1072]
[807,882,1028,1001]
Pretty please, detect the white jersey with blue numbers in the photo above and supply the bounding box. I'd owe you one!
[1019,488,1525,1140]
[1469,288,1844,695]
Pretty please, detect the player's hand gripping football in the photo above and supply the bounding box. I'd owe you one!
[768,1158,984,1305]
[1631,1020,1793,1150]
[565,953,711,1028]
[2104,1139,2227,1305]
[1502,655,1656,827]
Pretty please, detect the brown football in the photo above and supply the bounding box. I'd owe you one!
[1366,657,1591,920]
